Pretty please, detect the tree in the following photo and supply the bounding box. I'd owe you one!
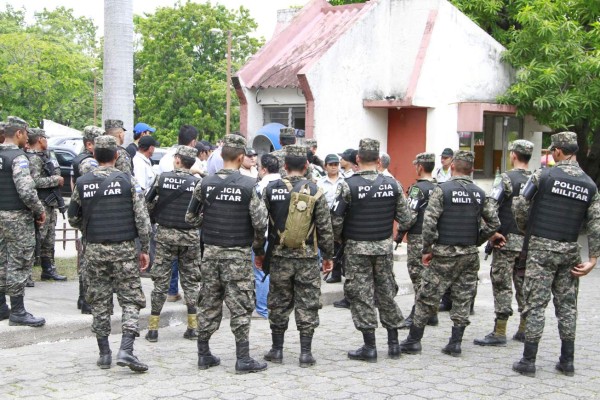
[0,5,100,128]
[134,1,263,145]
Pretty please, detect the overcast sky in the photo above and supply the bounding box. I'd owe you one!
[0,0,310,40]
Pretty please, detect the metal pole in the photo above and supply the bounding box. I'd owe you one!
[226,30,232,136]
[93,73,97,126]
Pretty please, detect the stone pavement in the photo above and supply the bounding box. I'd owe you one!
[2,244,600,399]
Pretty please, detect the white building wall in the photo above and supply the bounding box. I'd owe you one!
[305,0,390,157]
[244,87,306,140]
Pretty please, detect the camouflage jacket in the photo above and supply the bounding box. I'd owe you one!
[264,175,334,259]
[185,168,268,259]
[26,150,61,207]
[513,160,600,258]
[422,175,500,256]
[488,168,532,252]
[78,150,99,176]
[271,147,313,180]
[0,144,45,218]
[115,146,133,174]
[147,168,201,246]
[406,177,437,230]
[331,170,412,255]
[69,166,151,252]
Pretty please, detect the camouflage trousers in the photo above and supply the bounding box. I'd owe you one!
[523,248,580,342]
[414,253,479,328]
[490,248,525,319]
[196,258,255,342]
[268,256,321,336]
[407,234,425,301]
[84,242,146,338]
[39,205,57,259]
[344,253,403,332]
[151,241,200,314]
[0,210,35,297]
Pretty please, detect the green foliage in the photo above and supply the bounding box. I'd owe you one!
[134,1,263,145]
[0,5,100,129]
[328,0,366,5]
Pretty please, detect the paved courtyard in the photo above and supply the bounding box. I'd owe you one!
[1,246,600,399]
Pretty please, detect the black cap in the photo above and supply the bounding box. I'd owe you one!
[245,147,257,157]
[339,148,357,163]
[139,135,160,148]
[324,154,340,164]
[441,148,454,157]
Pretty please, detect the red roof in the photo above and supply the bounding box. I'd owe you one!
[237,0,375,89]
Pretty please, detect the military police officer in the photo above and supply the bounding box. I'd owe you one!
[512,132,600,377]
[259,144,334,367]
[186,134,268,374]
[0,116,46,327]
[400,152,438,329]
[26,128,67,281]
[71,126,103,315]
[104,119,132,174]
[474,140,534,347]
[68,136,151,372]
[271,127,297,179]
[145,145,201,342]
[331,138,412,362]
[400,150,500,357]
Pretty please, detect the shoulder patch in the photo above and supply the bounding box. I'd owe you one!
[18,160,29,169]
[409,186,421,198]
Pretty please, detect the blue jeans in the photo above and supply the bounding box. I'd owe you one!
[252,251,269,318]
[168,258,179,295]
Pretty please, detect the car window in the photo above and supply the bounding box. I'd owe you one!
[54,150,75,167]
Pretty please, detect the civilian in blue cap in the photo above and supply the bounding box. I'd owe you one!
[126,122,156,158]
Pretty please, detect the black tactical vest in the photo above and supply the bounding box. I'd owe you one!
[155,172,200,229]
[498,170,529,235]
[437,180,485,246]
[408,180,436,235]
[530,167,597,242]
[0,148,28,211]
[266,178,319,242]
[200,172,255,247]
[27,152,55,201]
[343,174,399,241]
[72,151,93,182]
[77,172,137,243]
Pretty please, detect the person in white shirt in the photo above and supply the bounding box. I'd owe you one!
[158,125,201,175]
[240,147,259,179]
[133,135,159,191]
[378,152,394,178]
[317,153,344,208]
[434,148,454,183]
[339,148,358,179]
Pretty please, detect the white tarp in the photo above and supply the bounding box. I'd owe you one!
[43,119,82,137]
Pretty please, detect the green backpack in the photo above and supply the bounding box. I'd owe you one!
[277,179,323,249]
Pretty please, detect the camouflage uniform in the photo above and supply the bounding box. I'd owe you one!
[513,161,600,343]
[26,146,61,264]
[264,166,334,336]
[0,145,45,297]
[331,149,412,333]
[104,119,132,174]
[146,147,201,321]
[69,138,150,338]
[271,127,312,180]
[414,174,499,328]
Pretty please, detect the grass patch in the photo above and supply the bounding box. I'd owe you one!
[31,257,78,281]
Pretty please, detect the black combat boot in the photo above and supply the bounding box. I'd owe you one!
[145,315,160,342]
[387,328,400,359]
[264,331,284,363]
[442,326,465,357]
[197,340,221,370]
[96,337,112,369]
[348,331,377,362]
[512,341,538,377]
[333,297,351,309]
[400,324,424,355]
[474,318,507,347]
[0,294,9,321]
[439,289,452,311]
[235,341,268,374]
[8,296,45,327]
[78,276,92,314]
[427,313,439,326]
[399,305,414,329]
[116,332,148,372]
[555,340,575,376]
[40,257,67,281]
[299,334,316,367]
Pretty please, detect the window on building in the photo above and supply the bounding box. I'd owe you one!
[263,106,306,130]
